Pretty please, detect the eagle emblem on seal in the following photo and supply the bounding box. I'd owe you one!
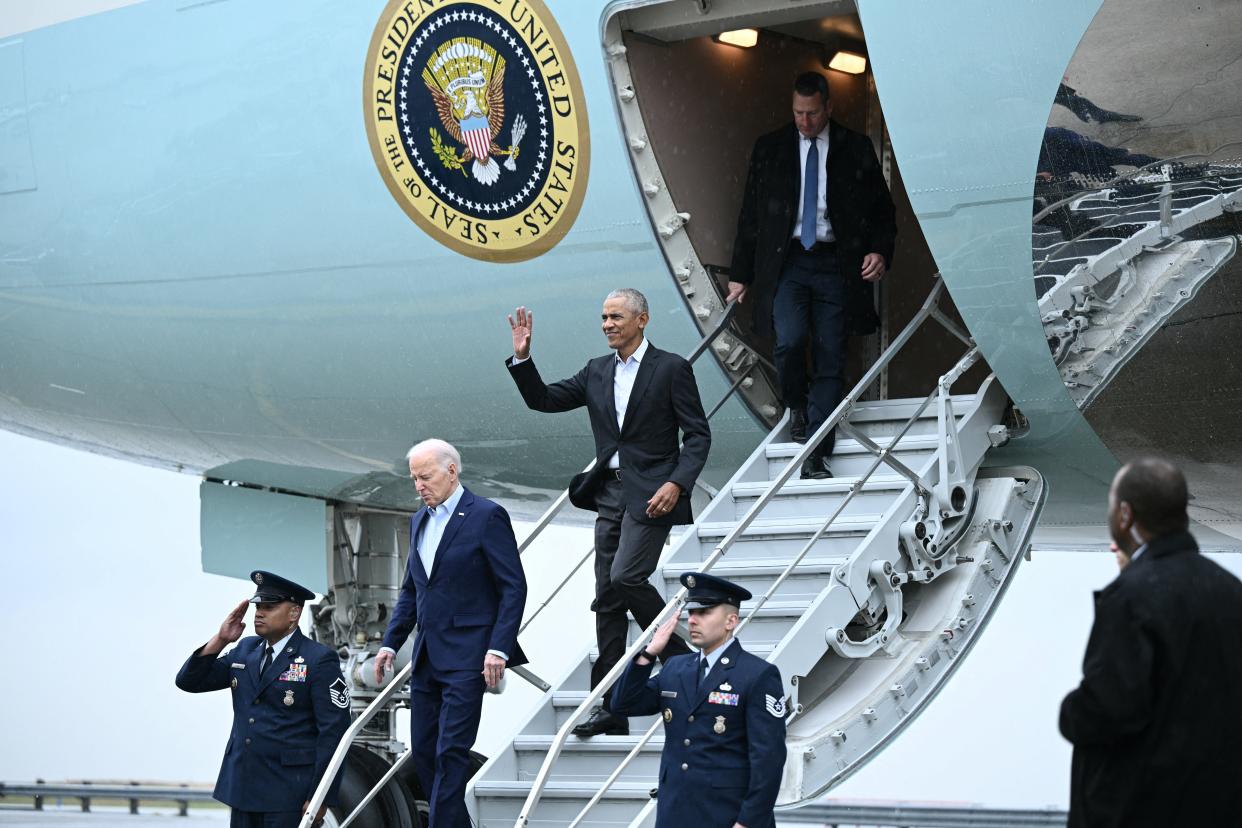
[423,37,526,186]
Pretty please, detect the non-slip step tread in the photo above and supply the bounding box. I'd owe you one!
[664,558,844,577]
[513,735,664,750]
[473,780,655,798]
[697,515,880,538]
[730,475,909,497]
[767,433,939,458]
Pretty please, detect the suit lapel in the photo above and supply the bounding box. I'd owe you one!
[603,355,620,438]
[620,345,659,436]
[780,124,800,206]
[245,637,265,692]
[410,507,431,581]
[428,488,473,583]
[679,653,699,706]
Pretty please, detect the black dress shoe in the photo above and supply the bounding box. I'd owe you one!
[800,454,832,480]
[789,407,808,444]
[572,707,629,737]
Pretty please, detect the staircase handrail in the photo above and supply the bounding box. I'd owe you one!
[516,276,972,826]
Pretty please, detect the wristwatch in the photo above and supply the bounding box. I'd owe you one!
[639,648,658,661]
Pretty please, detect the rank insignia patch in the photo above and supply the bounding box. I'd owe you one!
[364,0,591,262]
[330,677,350,709]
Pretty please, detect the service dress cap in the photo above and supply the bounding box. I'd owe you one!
[680,571,752,610]
[249,570,316,604]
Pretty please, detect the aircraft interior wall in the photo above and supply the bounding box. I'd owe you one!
[620,17,988,407]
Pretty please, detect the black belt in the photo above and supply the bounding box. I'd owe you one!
[792,240,837,254]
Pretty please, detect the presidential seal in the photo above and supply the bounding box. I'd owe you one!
[364,0,591,262]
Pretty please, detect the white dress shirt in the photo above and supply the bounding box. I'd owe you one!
[699,636,739,674]
[261,630,296,671]
[608,337,649,468]
[791,123,835,244]
[379,483,507,662]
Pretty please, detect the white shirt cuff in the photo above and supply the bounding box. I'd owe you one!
[510,355,529,365]
[378,646,396,657]
[487,649,509,662]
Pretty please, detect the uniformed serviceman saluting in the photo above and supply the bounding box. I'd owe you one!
[176,571,351,828]
[612,573,787,828]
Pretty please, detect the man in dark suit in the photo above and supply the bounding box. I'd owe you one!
[1059,458,1242,827]
[505,288,711,736]
[373,438,527,828]
[728,71,896,479]
[612,573,787,828]
[176,571,350,828]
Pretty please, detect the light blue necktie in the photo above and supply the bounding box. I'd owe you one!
[800,137,819,250]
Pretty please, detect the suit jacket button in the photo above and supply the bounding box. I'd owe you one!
[681,763,689,771]
[248,718,255,724]
[244,738,251,745]
[687,715,694,722]
[683,739,690,746]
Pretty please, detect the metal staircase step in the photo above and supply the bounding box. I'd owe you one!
[765,435,937,477]
[551,691,660,730]
[589,641,775,663]
[472,779,654,827]
[729,475,909,520]
[695,515,875,561]
[662,557,844,602]
[513,735,664,782]
[627,600,809,645]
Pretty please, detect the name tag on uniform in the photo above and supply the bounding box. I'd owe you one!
[708,691,740,706]
[660,690,678,698]
[230,663,246,669]
[279,664,308,682]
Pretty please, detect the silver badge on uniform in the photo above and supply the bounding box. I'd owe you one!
[714,715,726,734]
[294,656,305,664]
[283,689,295,706]
[329,677,350,709]
[719,682,732,692]
[230,677,238,689]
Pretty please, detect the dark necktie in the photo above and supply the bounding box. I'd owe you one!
[801,137,819,250]
[697,657,709,692]
[260,644,274,675]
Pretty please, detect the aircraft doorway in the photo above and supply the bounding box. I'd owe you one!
[604,0,983,423]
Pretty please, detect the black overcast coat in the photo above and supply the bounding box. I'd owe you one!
[1059,530,1242,827]
[729,120,896,338]
[506,342,710,525]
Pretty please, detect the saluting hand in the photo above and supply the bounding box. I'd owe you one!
[508,306,533,360]
[645,614,679,659]
[203,599,250,654]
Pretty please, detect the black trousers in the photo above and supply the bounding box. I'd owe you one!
[591,478,691,709]
[772,246,849,458]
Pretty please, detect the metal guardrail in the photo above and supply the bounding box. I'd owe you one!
[776,800,1067,827]
[523,277,980,826]
[300,300,746,828]
[0,781,214,816]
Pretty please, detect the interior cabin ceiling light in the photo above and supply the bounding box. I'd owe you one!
[828,50,867,74]
[714,28,759,48]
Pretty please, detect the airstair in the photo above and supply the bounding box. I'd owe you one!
[304,278,1046,828]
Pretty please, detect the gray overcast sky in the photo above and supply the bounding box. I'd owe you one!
[6,428,1236,809]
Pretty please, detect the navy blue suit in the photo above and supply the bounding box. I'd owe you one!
[613,639,787,828]
[380,486,527,827]
[176,629,349,819]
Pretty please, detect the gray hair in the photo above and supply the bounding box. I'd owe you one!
[405,438,462,474]
[605,288,649,316]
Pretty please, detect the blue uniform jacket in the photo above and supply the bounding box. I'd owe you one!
[176,629,350,812]
[613,639,787,828]
[381,487,528,670]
